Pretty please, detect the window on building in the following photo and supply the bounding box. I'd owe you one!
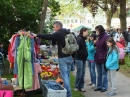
[80,20,83,23]
[64,20,66,24]
[71,19,74,23]
[75,19,78,23]
[80,20,81,23]
[82,20,84,23]
[67,20,70,23]
[88,20,91,23]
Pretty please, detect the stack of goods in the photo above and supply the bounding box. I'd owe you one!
[40,58,60,80]
[39,49,53,59]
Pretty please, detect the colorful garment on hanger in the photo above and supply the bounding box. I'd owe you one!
[26,63,42,91]
[14,36,20,75]
[17,34,33,89]
[30,38,34,74]
[13,36,35,75]
[8,35,16,63]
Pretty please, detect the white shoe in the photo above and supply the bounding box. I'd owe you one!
[87,82,92,85]
[79,88,86,92]
[92,84,96,89]
[74,88,78,91]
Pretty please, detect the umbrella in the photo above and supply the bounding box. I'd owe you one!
[73,25,91,32]
[116,42,124,48]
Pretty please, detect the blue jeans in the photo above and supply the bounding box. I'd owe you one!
[70,60,75,71]
[58,56,73,97]
[88,61,96,84]
[75,60,86,89]
[96,63,108,90]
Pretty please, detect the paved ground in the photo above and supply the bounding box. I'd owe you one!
[50,48,130,97]
[72,64,130,97]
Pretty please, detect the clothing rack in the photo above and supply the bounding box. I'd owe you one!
[15,31,41,97]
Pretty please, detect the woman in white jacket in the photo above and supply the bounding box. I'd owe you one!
[114,28,123,42]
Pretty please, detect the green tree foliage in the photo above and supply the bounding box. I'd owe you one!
[48,0,61,17]
[81,0,120,29]
[0,0,60,49]
[43,0,61,33]
[56,0,88,20]
[0,0,42,45]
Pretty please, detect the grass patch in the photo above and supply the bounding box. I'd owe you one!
[1,60,84,97]
[70,73,84,97]
[119,55,130,77]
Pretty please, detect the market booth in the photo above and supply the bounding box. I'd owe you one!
[0,30,66,97]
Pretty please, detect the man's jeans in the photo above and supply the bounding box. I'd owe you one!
[88,61,96,84]
[75,60,86,89]
[96,63,108,90]
[58,56,73,97]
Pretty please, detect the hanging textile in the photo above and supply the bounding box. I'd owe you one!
[26,62,42,91]
[14,36,20,75]
[17,34,33,89]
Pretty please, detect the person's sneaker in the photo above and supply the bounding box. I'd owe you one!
[106,92,110,96]
[79,88,86,92]
[87,82,92,85]
[92,84,96,89]
[106,91,112,95]
[74,88,78,91]
[106,92,116,96]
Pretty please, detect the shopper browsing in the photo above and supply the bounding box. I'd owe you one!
[32,21,73,97]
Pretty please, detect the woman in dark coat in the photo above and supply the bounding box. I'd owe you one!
[74,27,88,92]
[94,25,109,92]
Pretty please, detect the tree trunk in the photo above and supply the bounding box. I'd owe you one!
[38,0,48,34]
[119,0,126,30]
[105,10,113,29]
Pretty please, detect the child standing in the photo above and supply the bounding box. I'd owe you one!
[86,33,97,89]
[106,37,119,96]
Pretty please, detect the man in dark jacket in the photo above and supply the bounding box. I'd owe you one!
[74,27,88,92]
[32,21,73,97]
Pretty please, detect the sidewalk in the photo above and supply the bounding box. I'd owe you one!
[72,64,130,97]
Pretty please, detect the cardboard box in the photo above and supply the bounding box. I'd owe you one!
[13,86,22,91]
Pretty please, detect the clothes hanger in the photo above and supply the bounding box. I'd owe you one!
[17,30,34,38]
